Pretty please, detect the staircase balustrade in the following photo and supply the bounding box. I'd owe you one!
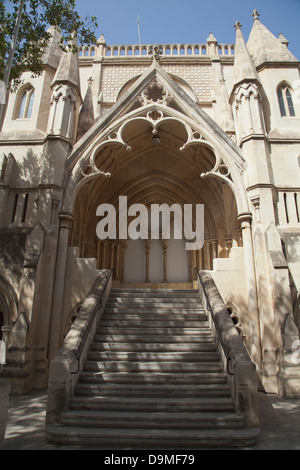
[46,269,113,425]
[197,270,259,428]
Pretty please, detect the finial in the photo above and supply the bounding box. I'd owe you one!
[252,9,260,21]
[234,21,242,30]
[207,32,217,44]
[87,76,94,87]
[149,45,163,61]
[97,34,106,45]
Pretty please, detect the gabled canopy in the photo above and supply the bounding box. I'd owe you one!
[63,59,249,216]
[68,59,245,169]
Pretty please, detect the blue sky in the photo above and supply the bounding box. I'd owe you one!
[76,0,300,59]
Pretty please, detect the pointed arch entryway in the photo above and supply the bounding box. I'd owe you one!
[43,63,258,351]
[47,57,262,365]
[59,59,250,289]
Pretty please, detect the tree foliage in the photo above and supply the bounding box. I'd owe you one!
[0,0,98,89]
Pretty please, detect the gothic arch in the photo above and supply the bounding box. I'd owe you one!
[13,83,36,120]
[63,61,249,218]
[65,105,248,215]
[60,63,252,285]
[277,81,296,117]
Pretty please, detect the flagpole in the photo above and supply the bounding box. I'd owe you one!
[137,15,141,45]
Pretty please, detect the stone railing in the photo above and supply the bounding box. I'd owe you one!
[46,269,112,425]
[198,270,259,428]
[78,42,235,59]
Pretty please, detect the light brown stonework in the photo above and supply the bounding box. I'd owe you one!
[0,13,300,400]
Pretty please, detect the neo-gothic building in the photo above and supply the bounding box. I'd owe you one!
[1,11,300,447]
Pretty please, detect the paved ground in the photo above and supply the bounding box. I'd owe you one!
[1,390,300,450]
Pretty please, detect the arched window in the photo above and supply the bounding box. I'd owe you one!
[17,86,35,119]
[277,84,295,117]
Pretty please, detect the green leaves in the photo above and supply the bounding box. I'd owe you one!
[0,0,99,89]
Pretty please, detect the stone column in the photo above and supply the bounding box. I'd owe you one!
[236,228,243,247]
[102,241,108,268]
[110,243,116,271]
[187,250,192,281]
[244,96,254,134]
[162,241,168,283]
[121,242,127,283]
[48,211,73,361]
[197,248,203,271]
[225,237,232,257]
[191,249,197,279]
[204,241,211,270]
[80,236,88,258]
[115,243,120,280]
[48,97,58,134]
[211,239,218,260]
[235,99,245,140]
[145,240,151,283]
[96,239,102,269]
[238,212,262,372]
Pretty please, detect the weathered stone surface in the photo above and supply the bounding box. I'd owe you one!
[0,9,299,439]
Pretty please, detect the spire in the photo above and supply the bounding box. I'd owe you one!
[247,10,298,67]
[42,26,63,70]
[219,78,234,134]
[51,35,80,90]
[77,78,95,141]
[232,21,260,90]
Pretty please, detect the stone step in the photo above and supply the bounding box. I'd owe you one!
[94,333,214,343]
[47,288,258,449]
[83,360,223,373]
[69,395,235,413]
[99,319,209,328]
[105,298,204,311]
[110,289,198,295]
[86,351,220,362]
[78,371,227,385]
[74,382,231,398]
[107,296,202,301]
[46,424,259,448]
[89,341,217,352]
[60,409,244,430]
[101,313,207,321]
[96,326,211,335]
[104,306,204,312]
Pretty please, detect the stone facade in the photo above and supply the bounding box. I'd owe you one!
[0,11,300,397]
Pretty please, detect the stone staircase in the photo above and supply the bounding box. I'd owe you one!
[47,288,259,448]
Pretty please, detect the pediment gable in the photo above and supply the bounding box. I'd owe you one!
[68,59,245,171]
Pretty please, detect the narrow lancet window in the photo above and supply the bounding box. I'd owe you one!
[17,87,35,119]
[277,84,295,117]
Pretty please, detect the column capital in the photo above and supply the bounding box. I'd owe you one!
[237,211,252,228]
[58,211,73,228]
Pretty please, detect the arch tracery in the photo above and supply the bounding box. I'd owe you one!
[63,68,249,285]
